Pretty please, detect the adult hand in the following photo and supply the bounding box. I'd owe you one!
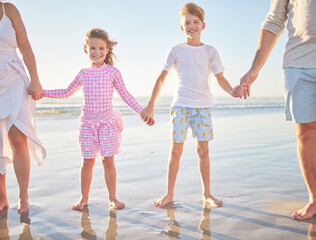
[27,81,44,100]
[239,69,258,99]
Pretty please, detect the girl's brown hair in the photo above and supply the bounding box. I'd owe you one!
[84,28,117,66]
[180,2,204,22]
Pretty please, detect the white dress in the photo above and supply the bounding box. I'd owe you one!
[0,3,46,174]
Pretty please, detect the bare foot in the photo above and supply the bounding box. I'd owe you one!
[72,199,88,211]
[154,195,173,208]
[109,199,125,210]
[203,195,223,208]
[0,200,8,211]
[17,199,29,214]
[291,202,316,221]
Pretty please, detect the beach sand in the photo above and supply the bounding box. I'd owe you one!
[1,107,315,239]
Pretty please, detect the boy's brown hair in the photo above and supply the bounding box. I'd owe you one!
[180,2,204,22]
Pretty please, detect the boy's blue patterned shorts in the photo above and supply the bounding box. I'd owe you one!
[170,106,213,143]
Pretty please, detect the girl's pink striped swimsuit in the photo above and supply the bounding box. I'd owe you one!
[44,63,143,158]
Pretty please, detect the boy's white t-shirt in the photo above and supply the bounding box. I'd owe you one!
[163,43,224,108]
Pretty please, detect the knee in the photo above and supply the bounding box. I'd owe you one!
[102,157,115,169]
[197,147,209,159]
[82,159,95,169]
[170,149,182,160]
[9,134,27,152]
[296,122,316,143]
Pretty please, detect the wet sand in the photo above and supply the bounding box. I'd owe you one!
[1,108,315,239]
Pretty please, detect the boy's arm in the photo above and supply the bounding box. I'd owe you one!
[141,70,169,123]
[216,72,238,97]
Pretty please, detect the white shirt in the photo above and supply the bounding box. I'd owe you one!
[163,43,224,108]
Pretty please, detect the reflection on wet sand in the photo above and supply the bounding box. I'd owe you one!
[164,202,212,239]
[0,210,38,240]
[80,206,118,240]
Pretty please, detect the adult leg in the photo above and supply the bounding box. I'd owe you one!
[0,173,8,211]
[101,156,125,209]
[291,121,316,220]
[196,141,223,208]
[73,158,95,210]
[8,125,30,214]
[154,142,184,208]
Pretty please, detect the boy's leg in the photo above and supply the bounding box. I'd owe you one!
[0,173,8,211]
[8,125,30,214]
[154,142,184,208]
[196,141,223,208]
[102,156,125,209]
[73,158,95,210]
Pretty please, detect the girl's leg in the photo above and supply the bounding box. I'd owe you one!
[0,173,8,211]
[196,141,223,208]
[73,158,95,210]
[8,125,30,214]
[154,142,184,208]
[101,156,125,209]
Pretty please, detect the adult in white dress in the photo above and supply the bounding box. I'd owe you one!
[0,2,46,213]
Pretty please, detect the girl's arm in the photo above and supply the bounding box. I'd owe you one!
[113,71,143,114]
[216,72,239,98]
[43,72,83,98]
[141,70,169,123]
[7,3,43,100]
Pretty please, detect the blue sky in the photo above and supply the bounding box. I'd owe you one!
[10,0,288,97]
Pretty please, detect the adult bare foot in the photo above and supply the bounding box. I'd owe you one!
[17,199,29,214]
[291,202,316,221]
[154,195,173,208]
[203,195,223,208]
[72,199,88,211]
[109,199,125,210]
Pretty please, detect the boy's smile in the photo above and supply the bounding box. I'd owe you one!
[181,13,205,44]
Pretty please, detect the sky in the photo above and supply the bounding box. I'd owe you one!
[9,0,288,98]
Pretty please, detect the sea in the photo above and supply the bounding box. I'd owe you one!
[35,96,285,118]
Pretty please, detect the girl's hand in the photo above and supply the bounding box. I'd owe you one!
[141,106,154,124]
[27,81,44,100]
[231,86,240,98]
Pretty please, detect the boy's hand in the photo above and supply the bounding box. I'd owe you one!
[141,106,154,124]
[231,86,240,98]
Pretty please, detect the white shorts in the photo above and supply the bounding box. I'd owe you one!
[284,67,316,123]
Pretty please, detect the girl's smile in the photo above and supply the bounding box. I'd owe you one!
[85,37,109,67]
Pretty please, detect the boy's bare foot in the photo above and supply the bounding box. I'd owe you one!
[72,199,88,211]
[291,202,316,221]
[154,195,173,208]
[109,199,125,209]
[0,200,8,211]
[203,195,223,208]
[17,199,29,214]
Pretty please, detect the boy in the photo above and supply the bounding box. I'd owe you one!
[141,2,239,208]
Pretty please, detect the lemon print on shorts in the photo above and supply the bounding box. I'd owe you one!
[204,124,209,127]
[203,132,206,137]
[180,118,183,124]
[173,130,176,135]
[181,109,184,114]
[181,129,183,135]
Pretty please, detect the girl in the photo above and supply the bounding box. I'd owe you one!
[42,28,152,210]
[0,2,46,214]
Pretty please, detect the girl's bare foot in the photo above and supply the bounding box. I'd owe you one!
[0,200,8,211]
[17,199,29,214]
[72,199,88,211]
[109,199,125,209]
[203,195,223,208]
[154,195,173,208]
[291,202,316,221]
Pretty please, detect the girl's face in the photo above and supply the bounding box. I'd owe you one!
[85,37,109,67]
[180,13,205,40]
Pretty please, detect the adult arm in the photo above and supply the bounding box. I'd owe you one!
[239,0,288,99]
[6,3,43,100]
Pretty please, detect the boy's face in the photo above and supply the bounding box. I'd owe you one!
[180,13,205,40]
[84,37,109,67]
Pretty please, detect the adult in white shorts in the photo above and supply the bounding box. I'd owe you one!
[239,0,316,221]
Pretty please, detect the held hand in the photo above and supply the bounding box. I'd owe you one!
[239,69,258,99]
[146,116,155,126]
[27,81,44,100]
[231,86,240,98]
[141,106,154,124]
